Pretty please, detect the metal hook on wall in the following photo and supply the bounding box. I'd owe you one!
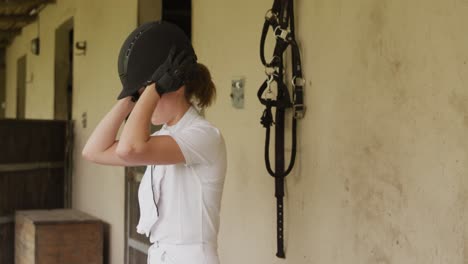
[75,41,87,56]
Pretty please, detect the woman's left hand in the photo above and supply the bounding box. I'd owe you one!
[145,46,196,96]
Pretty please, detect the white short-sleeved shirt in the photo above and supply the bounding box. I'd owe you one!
[136,106,227,247]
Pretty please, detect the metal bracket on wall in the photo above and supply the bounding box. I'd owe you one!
[230,77,245,109]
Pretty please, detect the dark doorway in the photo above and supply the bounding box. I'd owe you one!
[16,55,26,119]
[162,0,192,39]
[54,18,73,121]
[0,48,5,118]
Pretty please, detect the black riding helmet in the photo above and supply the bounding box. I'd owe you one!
[116,20,197,100]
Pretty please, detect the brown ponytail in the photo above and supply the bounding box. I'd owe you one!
[184,63,216,109]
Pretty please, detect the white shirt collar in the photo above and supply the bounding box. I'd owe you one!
[161,105,198,134]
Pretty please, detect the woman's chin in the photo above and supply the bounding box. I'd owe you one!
[151,119,164,126]
[151,119,162,126]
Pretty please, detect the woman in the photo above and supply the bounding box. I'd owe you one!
[82,21,227,264]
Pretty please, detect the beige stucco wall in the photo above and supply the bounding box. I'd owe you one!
[5,0,137,263]
[72,2,137,264]
[5,0,76,119]
[4,0,468,263]
[194,0,468,263]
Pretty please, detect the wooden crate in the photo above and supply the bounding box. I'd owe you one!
[15,209,103,264]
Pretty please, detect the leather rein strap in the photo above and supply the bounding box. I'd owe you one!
[258,0,305,259]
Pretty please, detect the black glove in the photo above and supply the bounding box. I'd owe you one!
[145,46,196,96]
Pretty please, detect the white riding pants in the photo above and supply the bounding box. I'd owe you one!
[147,241,220,264]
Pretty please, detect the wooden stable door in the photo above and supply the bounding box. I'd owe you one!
[0,119,73,264]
